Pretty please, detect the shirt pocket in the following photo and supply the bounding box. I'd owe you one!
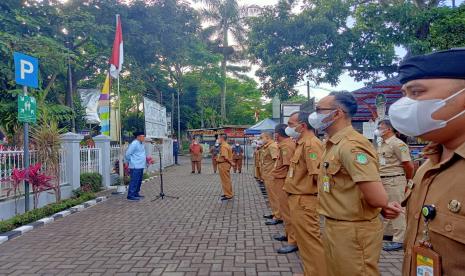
[325,159,342,189]
[429,210,465,245]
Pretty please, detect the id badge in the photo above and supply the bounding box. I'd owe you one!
[380,156,386,166]
[322,176,330,193]
[413,245,441,276]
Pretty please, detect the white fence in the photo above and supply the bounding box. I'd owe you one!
[80,147,102,174]
[0,147,67,200]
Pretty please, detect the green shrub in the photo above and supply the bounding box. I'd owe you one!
[80,173,103,192]
[143,173,150,180]
[0,192,95,234]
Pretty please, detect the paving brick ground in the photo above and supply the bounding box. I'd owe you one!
[0,157,403,276]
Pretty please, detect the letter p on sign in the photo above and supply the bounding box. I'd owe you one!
[14,52,39,88]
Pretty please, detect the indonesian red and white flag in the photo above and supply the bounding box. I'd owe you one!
[109,14,123,78]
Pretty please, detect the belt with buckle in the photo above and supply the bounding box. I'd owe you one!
[381,174,405,178]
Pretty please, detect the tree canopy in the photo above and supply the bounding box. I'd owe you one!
[247,0,465,99]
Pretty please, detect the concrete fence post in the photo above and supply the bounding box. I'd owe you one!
[60,132,84,190]
[94,135,111,188]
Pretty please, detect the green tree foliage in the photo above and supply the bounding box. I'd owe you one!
[0,0,268,141]
[248,0,465,98]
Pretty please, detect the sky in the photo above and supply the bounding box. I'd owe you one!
[191,0,463,100]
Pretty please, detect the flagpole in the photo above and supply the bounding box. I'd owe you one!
[118,74,124,183]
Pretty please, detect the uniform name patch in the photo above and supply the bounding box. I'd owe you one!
[309,152,317,160]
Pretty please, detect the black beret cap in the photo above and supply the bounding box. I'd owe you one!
[133,131,145,137]
[398,48,465,84]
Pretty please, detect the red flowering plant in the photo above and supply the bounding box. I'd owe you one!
[6,168,27,214]
[27,163,54,209]
[146,156,155,166]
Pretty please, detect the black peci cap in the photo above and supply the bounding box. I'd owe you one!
[133,131,145,137]
[398,48,465,84]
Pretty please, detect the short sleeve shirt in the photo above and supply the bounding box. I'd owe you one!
[272,138,296,179]
[378,135,411,176]
[261,141,279,179]
[318,126,382,221]
[217,142,232,162]
[284,132,323,195]
[403,142,465,275]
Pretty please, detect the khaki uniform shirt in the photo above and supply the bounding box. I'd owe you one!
[261,141,279,179]
[272,138,296,179]
[318,126,381,221]
[378,135,411,176]
[216,142,232,163]
[284,132,322,195]
[403,142,465,275]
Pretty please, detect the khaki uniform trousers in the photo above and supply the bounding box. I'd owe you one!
[382,175,407,243]
[212,158,218,173]
[274,178,295,244]
[264,177,281,219]
[218,162,233,198]
[288,194,326,276]
[233,157,243,172]
[323,217,383,276]
[191,161,201,173]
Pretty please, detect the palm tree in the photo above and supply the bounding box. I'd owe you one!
[198,0,248,122]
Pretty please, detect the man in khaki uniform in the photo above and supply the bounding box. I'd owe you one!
[209,142,220,174]
[310,92,402,276]
[271,124,298,254]
[389,49,465,275]
[189,139,203,174]
[253,142,263,181]
[283,111,326,274]
[216,135,234,200]
[376,119,414,251]
[232,143,244,173]
[260,132,282,225]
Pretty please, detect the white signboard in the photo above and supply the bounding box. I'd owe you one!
[282,104,300,124]
[143,97,167,138]
[78,89,101,124]
[363,121,376,139]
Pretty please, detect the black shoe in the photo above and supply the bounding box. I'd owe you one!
[265,219,284,225]
[191,171,195,174]
[263,214,273,219]
[383,235,393,241]
[198,172,201,174]
[273,234,288,242]
[277,245,298,254]
[220,196,233,201]
[127,197,140,201]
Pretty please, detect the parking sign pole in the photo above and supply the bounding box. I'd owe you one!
[23,85,30,211]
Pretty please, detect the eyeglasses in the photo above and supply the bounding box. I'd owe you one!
[315,107,337,113]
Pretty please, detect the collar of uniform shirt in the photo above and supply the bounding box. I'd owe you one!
[383,135,396,144]
[296,131,312,145]
[328,125,354,145]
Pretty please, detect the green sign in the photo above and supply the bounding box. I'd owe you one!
[18,95,37,123]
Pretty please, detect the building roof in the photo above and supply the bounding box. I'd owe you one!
[351,77,403,121]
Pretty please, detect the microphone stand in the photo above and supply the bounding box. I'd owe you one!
[152,144,179,201]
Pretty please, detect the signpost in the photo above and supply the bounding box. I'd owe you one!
[14,52,39,212]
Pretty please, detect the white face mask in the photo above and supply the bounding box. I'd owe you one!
[235,143,239,147]
[389,88,465,137]
[373,129,386,137]
[285,126,300,139]
[308,111,335,131]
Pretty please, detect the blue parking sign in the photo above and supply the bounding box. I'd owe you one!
[14,52,39,88]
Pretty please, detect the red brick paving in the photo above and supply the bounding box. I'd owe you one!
[0,157,402,275]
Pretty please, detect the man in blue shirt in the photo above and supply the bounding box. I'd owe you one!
[125,131,147,201]
[173,137,179,165]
